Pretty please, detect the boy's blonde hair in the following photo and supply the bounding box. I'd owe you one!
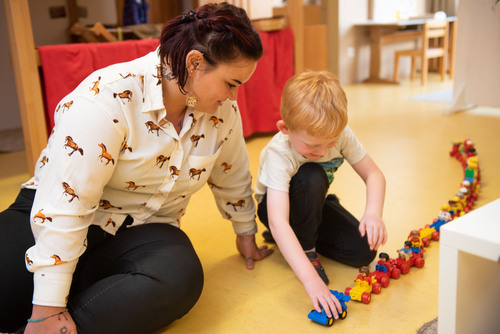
[280,71,348,138]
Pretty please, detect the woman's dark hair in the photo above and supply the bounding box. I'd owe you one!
[159,2,263,93]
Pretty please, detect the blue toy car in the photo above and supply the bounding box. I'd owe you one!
[307,290,351,326]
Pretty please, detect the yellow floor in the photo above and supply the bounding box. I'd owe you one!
[1,74,499,333]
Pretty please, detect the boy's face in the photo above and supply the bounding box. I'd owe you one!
[285,127,337,161]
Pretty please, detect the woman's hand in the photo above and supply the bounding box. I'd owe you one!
[236,234,274,269]
[25,305,77,334]
[304,277,343,320]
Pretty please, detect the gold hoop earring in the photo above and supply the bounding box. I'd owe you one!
[186,93,199,108]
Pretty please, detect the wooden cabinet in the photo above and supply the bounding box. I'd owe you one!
[274,2,328,73]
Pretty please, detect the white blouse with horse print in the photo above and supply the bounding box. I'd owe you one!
[22,48,257,307]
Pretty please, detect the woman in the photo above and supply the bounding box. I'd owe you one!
[0,3,272,333]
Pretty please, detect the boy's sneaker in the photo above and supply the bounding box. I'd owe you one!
[262,229,275,243]
[305,251,329,285]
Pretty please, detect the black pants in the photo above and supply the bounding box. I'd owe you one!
[258,162,376,267]
[0,189,204,334]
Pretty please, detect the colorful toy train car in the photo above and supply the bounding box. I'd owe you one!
[308,290,350,326]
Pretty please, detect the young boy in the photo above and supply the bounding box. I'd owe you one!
[254,71,387,319]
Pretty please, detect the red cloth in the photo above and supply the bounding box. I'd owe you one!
[37,28,294,137]
[238,28,294,137]
[37,39,160,131]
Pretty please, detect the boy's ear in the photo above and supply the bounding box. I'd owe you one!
[276,120,289,134]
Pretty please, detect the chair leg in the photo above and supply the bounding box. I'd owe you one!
[448,53,454,79]
[410,56,417,80]
[439,56,446,81]
[394,53,400,82]
[421,57,428,85]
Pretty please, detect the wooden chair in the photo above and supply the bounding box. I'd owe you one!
[393,20,449,85]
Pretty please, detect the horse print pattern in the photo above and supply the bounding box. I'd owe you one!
[24,50,256,306]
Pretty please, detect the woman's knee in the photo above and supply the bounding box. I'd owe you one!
[147,240,204,303]
[71,224,204,333]
[119,235,204,332]
[72,271,203,334]
[115,224,204,296]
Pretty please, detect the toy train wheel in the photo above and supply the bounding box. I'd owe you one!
[415,258,425,268]
[392,268,401,279]
[361,292,371,304]
[422,238,430,247]
[372,283,382,294]
[340,309,347,320]
[381,276,390,288]
[345,287,351,296]
[327,317,334,327]
[401,264,410,275]
[432,232,440,241]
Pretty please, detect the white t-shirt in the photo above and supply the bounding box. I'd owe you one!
[255,125,366,204]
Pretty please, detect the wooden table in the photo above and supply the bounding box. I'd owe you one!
[357,16,457,84]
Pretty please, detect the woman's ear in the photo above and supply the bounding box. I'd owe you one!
[276,120,289,134]
[186,50,204,75]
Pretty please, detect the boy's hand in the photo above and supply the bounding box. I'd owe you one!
[359,214,387,250]
[236,234,274,270]
[304,278,343,319]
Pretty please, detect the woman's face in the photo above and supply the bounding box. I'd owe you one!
[187,57,257,114]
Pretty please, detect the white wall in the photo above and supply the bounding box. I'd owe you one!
[198,0,273,19]
[338,0,370,84]
[78,0,117,27]
[449,0,500,111]
[29,0,117,46]
[29,0,69,46]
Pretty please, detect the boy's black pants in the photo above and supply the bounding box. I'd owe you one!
[258,162,376,267]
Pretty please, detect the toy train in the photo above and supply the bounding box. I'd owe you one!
[343,138,480,304]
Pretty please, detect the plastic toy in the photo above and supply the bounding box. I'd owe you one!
[397,241,413,260]
[370,252,401,286]
[419,211,452,246]
[407,230,423,253]
[345,267,381,304]
[419,226,440,247]
[307,290,350,326]
[334,139,480,326]
[392,246,425,275]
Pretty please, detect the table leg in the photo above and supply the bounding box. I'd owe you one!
[364,26,399,84]
[448,20,457,79]
[438,244,458,334]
